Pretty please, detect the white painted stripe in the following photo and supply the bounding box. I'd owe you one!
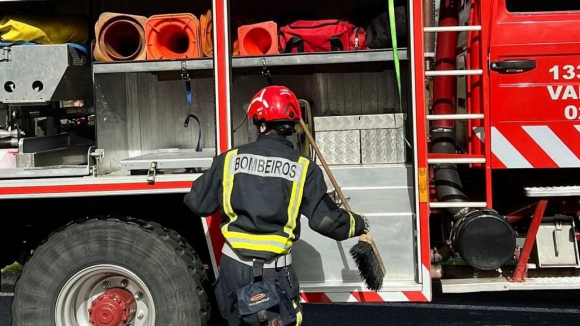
[574,125,580,134]
[475,127,532,168]
[323,292,356,302]
[378,291,409,302]
[523,126,580,167]
[422,265,432,301]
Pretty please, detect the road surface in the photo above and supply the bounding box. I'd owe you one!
[2,286,580,325]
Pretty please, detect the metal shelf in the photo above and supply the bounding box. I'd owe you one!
[92,49,407,74]
[232,49,408,68]
[93,58,213,74]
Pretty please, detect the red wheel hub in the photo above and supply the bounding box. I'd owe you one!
[89,288,137,326]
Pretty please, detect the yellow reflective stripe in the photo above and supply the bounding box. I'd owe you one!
[229,241,290,254]
[224,231,291,246]
[224,231,292,254]
[348,211,355,238]
[221,149,239,235]
[285,157,310,239]
[293,300,303,326]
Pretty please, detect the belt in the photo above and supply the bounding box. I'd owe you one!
[221,243,292,268]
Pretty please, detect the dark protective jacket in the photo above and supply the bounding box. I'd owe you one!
[184,134,367,260]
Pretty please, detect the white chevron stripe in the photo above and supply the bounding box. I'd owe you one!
[324,292,358,302]
[378,291,409,301]
[523,126,580,168]
[473,127,532,168]
[422,264,432,301]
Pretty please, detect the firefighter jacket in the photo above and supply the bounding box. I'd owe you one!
[184,134,368,260]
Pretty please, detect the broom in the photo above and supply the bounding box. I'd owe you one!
[298,118,386,291]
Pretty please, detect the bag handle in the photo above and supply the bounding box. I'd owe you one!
[284,36,304,53]
[329,36,344,51]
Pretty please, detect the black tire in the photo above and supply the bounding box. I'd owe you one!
[11,216,210,326]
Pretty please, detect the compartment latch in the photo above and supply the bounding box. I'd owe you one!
[181,61,193,103]
[260,57,273,86]
[0,47,11,62]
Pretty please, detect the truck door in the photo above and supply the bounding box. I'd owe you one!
[488,0,580,169]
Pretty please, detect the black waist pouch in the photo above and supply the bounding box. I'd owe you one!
[236,278,297,326]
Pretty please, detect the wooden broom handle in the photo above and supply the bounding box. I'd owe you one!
[299,118,352,211]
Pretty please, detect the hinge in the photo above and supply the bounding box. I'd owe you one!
[0,47,11,62]
[90,148,105,177]
[181,61,190,81]
[91,148,105,160]
[147,161,158,184]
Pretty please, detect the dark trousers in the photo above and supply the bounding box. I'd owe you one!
[215,255,303,326]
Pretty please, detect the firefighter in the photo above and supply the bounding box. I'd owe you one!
[184,85,370,326]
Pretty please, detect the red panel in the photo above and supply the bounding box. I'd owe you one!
[299,292,332,303]
[0,181,193,195]
[213,0,232,153]
[412,0,431,296]
[403,291,428,302]
[351,291,383,302]
[489,2,580,169]
[206,211,225,266]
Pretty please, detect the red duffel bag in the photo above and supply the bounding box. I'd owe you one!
[278,19,368,53]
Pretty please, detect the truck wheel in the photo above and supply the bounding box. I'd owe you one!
[11,217,210,326]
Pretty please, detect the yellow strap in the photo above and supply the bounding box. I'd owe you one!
[293,300,303,326]
[221,149,239,232]
[284,157,310,239]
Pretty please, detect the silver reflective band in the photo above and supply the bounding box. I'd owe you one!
[222,243,292,268]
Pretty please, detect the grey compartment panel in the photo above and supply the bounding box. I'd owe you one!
[293,164,418,289]
[295,213,417,287]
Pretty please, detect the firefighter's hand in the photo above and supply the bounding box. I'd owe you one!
[361,214,370,234]
[354,213,370,236]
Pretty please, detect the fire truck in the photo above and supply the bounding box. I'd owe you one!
[2,0,580,324]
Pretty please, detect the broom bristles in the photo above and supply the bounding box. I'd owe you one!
[350,241,385,291]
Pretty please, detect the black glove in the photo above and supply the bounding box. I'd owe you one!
[361,214,370,234]
[353,213,370,236]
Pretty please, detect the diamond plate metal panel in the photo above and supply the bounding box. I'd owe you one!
[314,113,403,131]
[361,128,406,164]
[315,130,360,165]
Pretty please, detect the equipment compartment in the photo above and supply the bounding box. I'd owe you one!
[0,0,411,179]
[94,73,216,176]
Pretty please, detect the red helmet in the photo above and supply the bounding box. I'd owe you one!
[247,85,301,125]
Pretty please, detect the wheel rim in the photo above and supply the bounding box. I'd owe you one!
[55,264,155,326]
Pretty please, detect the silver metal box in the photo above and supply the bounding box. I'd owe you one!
[313,113,406,165]
[535,215,580,268]
[0,44,93,104]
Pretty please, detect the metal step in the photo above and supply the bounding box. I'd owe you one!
[323,164,412,189]
[525,186,580,197]
[425,69,483,77]
[427,154,486,164]
[441,276,580,293]
[340,188,414,215]
[428,157,486,164]
[424,26,482,32]
[427,114,484,120]
[429,202,487,208]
